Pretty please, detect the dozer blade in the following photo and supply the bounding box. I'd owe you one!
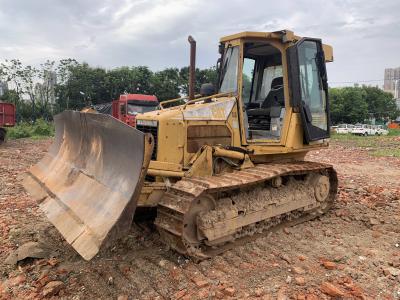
[23,110,153,260]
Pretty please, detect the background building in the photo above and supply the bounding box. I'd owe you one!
[35,70,57,109]
[384,67,400,99]
[0,81,8,97]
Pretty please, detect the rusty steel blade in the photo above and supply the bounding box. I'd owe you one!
[23,110,153,260]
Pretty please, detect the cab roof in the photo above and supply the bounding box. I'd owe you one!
[119,94,158,102]
[219,30,333,62]
[220,30,299,43]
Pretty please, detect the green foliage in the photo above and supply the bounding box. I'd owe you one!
[7,123,32,139]
[179,67,218,96]
[54,63,218,111]
[152,68,181,101]
[388,129,400,136]
[371,148,400,157]
[9,57,398,128]
[32,118,54,136]
[329,86,400,124]
[242,73,252,101]
[1,57,219,121]
[363,86,398,120]
[8,119,54,139]
[331,132,400,157]
[331,133,379,147]
[329,87,368,124]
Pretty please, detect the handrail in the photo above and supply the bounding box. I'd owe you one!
[159,94,202,109]
[182,92,234,109]
[159,92,235,110]
[159,96,189,109]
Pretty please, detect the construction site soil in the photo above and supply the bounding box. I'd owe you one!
[1,136,400,299]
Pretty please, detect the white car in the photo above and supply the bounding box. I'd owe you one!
[374,125,389,135]
[351,124,376,136]
[336,124,354,134]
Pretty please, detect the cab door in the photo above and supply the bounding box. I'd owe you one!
[287,38,330,142]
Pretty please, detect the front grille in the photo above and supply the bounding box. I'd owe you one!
[136,124,158,160]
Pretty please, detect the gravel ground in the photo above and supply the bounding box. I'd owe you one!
[0,136,399,300]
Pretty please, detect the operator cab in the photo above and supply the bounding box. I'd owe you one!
[219,41,286,141]
[218,31,331,145]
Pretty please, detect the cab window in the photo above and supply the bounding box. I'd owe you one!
[242,58,255,104]
[219,46,239,93]
[120,103,126,116]
[241,42,285,141]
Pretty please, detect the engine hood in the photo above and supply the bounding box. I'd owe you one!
[136,96,237,123]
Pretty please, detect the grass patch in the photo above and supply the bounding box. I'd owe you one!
[388,129,400,136]
[8,119,54,140]
[371,148,400,157]
[331,132,400,150]
[331,133,378,147]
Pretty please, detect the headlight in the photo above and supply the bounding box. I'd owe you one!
[136,119,158,127]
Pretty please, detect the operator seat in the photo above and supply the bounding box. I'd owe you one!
[261,77,284,108]
[246,76,285,135]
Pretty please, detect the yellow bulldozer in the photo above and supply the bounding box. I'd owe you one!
[24,30,338,261]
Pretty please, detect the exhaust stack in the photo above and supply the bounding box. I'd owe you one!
[188,35,196,100]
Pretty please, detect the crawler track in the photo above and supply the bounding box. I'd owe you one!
[155,161,338,260]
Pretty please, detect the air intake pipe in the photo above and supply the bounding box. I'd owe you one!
[188,35,196,100]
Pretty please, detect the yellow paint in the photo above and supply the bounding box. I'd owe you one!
[135,30,333,206]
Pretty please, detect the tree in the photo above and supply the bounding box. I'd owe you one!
[0,58,222,120]
[36,60,57,120]
[329,87,368,124]
[179,66,218,96]
[105,67,137,100]
[19,65,40,121]
[54,59,79,112]
[153,68,181,101]
[242,73,252,101]
[130,66,154,95]
[362,86,398,121]
[0,59,24,120]
[329,86,400,124]
[61,63,108,109]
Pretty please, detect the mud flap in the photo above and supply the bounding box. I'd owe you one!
[23,111,153,260]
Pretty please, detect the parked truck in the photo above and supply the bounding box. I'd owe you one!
[0,102,16,144]
[93,94,159,127]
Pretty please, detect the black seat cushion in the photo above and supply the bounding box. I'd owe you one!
[261,77,284,108]
[247,108,271,117]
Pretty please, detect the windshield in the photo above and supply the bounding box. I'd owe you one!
[127,104,157,115]
[219,46,239,93]
[338,124,346,128]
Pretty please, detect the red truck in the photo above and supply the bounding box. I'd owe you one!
[93,94,158,127]
[0,102,16,144]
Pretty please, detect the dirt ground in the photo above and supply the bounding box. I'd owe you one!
[0,136,400,300]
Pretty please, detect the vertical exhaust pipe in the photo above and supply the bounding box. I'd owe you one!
[188,35,196,100]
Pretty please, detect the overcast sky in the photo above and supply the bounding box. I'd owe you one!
[0,0,399,87]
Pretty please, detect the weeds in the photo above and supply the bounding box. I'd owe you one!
[387,129,400,136]
[8,119,54,140]
[332,131,400,157]
[371,148,400,157]
[331,133,379,147]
